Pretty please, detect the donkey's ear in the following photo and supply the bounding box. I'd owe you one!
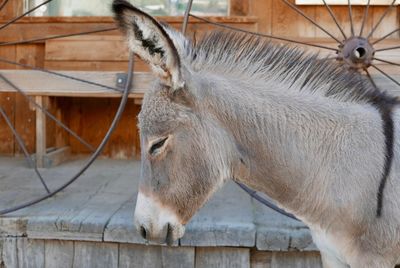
[112,0,184,90]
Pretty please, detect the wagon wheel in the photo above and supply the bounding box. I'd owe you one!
[180,0,400,220]
[0,0,134,215]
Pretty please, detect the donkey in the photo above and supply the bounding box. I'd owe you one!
[112,0,400,267]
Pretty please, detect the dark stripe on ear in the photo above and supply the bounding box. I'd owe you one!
[131,23,165,57]
[112,0,181,69]
[372,96,397,217]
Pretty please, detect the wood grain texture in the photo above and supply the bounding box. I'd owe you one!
[119,244,162,268]
[35,96,47,168]
[161,246,195,268]
[270,252,322,268]
[14,44,45,155]
[44,240,74,268]
[2,238,17,268]
[371,6,398,39]
[0,45,16,155]
[249,0,272,34]
[195,247,250,268]
[0,70,152,97]
[73,241,118,268]
[230,0,249,16]
[272,0,316,38]
[250,250,272,268]
[16,238,45,268]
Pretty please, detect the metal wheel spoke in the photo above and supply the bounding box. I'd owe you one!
[189,14,338,52]
[371,64,400,87]
[364,68,379,89]
[0,106,50,194]
[376,45,400,52]
[181,0,194,35]
[372,28,400,45]
[347,0,355,36]
[367,0,397,39]
[0,57,122,93]
[0,0,10,12]
[359,0,371,37]
[0,73,96,152]
[0,27,117,47]
[281,0,343,44]
[373,57,400,66]
[321,0,347,40]
[0,0,55,32]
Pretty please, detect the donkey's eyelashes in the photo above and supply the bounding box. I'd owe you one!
[149,137,169,155]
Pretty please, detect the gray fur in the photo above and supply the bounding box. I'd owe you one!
[113,1,400,267]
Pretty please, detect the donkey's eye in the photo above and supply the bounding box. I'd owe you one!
[149,137,168,155]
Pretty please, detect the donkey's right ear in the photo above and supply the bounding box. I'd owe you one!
[112,0,184,90]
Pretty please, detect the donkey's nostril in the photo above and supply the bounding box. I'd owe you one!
[140,225,148,240]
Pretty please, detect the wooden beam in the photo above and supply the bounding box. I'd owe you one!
[35,96,48,168]
[43,146,71,168]
[0,70,152,98]
[229,0,249,16]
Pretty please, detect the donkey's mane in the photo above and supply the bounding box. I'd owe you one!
[184,30,395,104]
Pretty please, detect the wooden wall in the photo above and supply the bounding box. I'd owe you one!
[0,0,399,158]
[0,237,323,268]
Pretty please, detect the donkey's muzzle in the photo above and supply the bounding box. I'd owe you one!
[139,225,149,240]
[134,191,185,244]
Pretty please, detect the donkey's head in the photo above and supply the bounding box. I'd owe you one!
[113,0,241,245]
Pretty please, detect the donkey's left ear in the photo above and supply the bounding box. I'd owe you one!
[112,0,184,90]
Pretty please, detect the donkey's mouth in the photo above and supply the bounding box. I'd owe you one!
[166,223,174,246]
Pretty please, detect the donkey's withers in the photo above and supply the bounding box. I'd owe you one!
[113,1,400,267]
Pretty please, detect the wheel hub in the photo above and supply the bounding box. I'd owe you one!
[338,36,375,70]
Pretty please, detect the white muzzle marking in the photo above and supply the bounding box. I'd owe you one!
[134,191,185,243]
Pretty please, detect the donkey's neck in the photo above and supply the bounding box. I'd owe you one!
[195,75,386,222]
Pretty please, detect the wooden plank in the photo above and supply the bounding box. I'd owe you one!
[195,247,250,268]
[45,37,130,61]
[14,44,45,156]
[16,238,45,268]
[0,45,16,155]
[44,146,71,167]
[315,6,372,39]
[0,0,22,20]
[35,96,47,168]
[45,60,150,72]
[105,100,141,159]
[26,160,141,241]
[180,182,256,247]
[119,244,162,268]
[44,240,74,268]
[73,241,118,268]
[0,93,15,155]
[230,0,249,16]
[270,252,322,268]
[2,238,17,268]
[45,60,150,73]
[249,0,272,34]
[271,0,316,38]
[54,98,70,149]
[371,6,398,39]
[161,246,195,268]
[0,70,152,97]
[250,250,272,268]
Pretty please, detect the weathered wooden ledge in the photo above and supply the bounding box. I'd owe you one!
[0,156,324,267]
[0,157,314,251]
[0,157,314,249]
